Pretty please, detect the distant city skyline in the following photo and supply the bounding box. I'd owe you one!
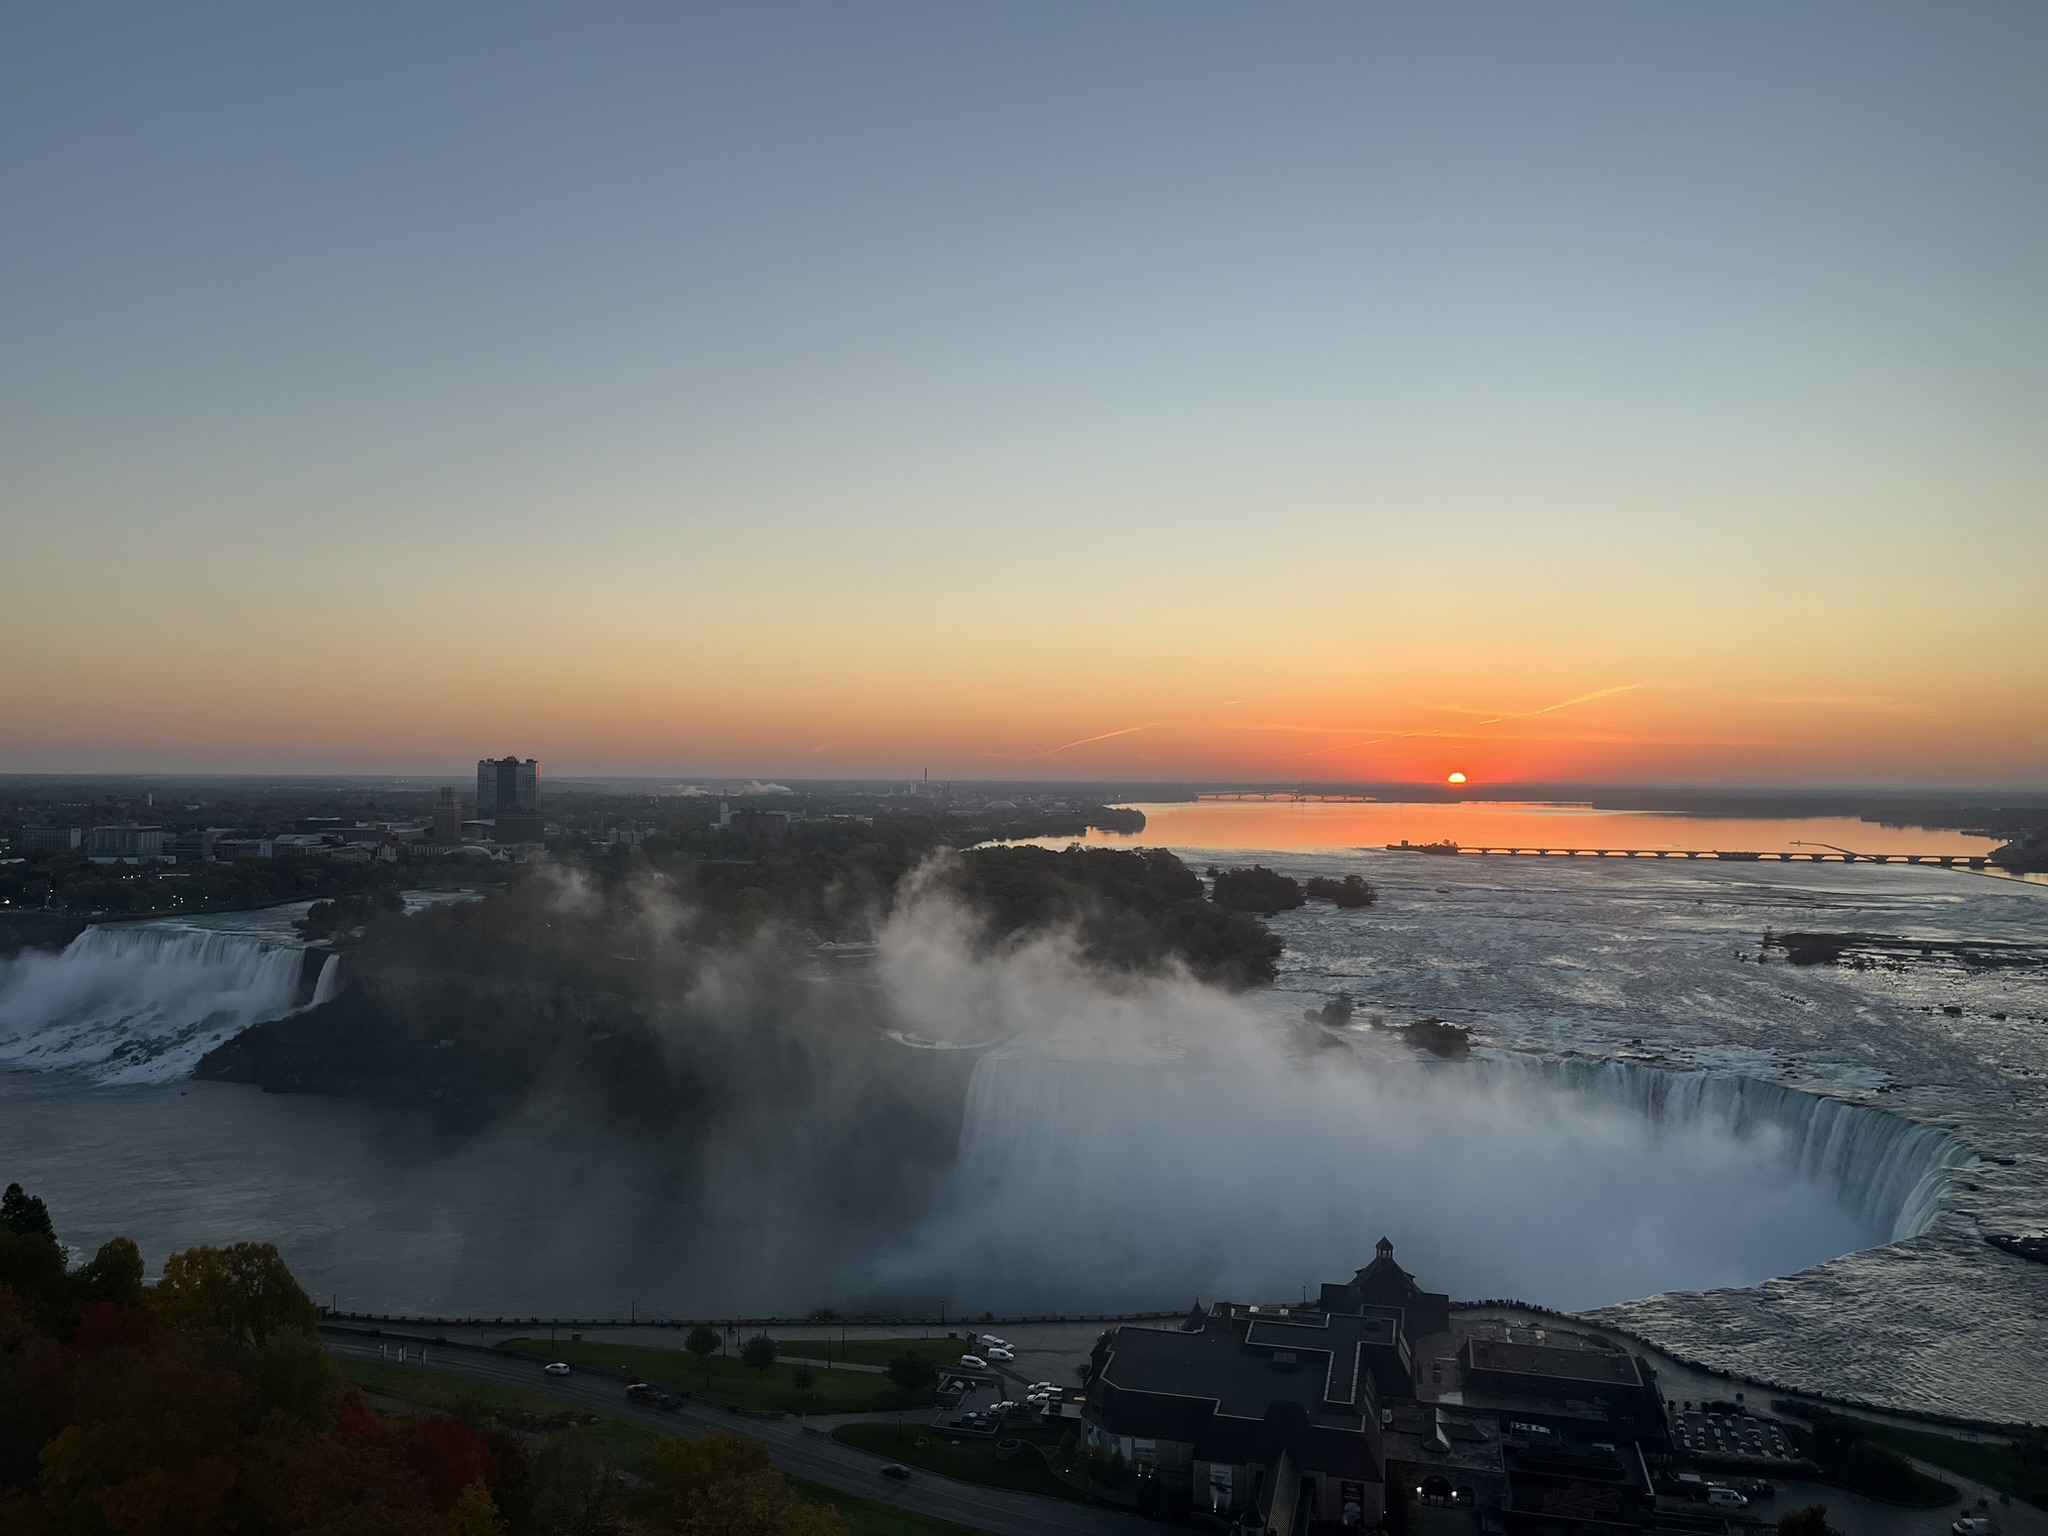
[3,4,2043,787]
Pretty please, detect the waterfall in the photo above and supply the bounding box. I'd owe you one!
[309,953,341,1008]
[932,1038,1973,1313]
[1472,1055,1975,1242]
[0,922,312,1084]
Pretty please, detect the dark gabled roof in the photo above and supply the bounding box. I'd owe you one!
[1091,1316,1393,1426]
[1087,1381,1215,1443]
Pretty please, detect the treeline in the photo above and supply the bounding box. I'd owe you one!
[281,843,1286,988]
[0,848,432,921]
[0,1182,849,1535]
[196,845,1287,1134]
[1209,866,1378,915]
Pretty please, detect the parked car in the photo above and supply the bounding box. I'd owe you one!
[543,1362,572,1377]
[986,1346,1016,1362]
[958,1354,987,1369]
[978,1335,1009,1350]
[1706,1488,1748,1511]
[1951,1520,1995,1536]
[880,1464,912,1482]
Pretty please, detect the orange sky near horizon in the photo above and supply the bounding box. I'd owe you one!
[4,583,2043,783]
[4,7,2046,787]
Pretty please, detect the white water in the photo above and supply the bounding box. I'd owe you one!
[309,953,341,1009]
[0,921,311,1083]
[914,1033,1888,1315]
[1475,1055,1975,1242]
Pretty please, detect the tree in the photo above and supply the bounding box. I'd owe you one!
[527,1429,618,1536]
[1777,1505,1838,1536]
[0,1198,70,1335]
[792,1366,815,1401]
[636,1433,846,1536]
[149,1241,322,1344]
[885,1353,937,1401]
[685,1325,721,1384]
[739,1332,778,1378]
[74,1235,146,1309]
[1305,874,1377,909]
[1210,865,1304,915]
[1,1182,53,1238]
[447,1479,506,1536]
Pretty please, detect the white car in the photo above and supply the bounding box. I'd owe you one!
[543,1361,572,1377]
[958,1353,987,1370]
[1951,1521,1994,1536]
[986,1346,1016,1362]
[979,1335,1009,1350]
[1705,1488,1747,1511]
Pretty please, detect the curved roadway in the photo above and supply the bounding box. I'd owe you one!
[322,1329,1166,1536]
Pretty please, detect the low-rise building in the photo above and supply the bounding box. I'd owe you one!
[20,827,82,853]
[1322,1236,1452,1337]
[1383,1404,1507,1513]
[86,824,166,864]
[1080,1242,1671,1535]
[170,828,234,864]
[1082,1299,1404,1530]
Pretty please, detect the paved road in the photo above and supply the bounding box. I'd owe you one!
[323,1329,1164,1536]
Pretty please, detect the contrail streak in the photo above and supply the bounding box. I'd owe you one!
[1473,683,1642,726]
[1281,684,1644,760]
[1034,722,1161,758]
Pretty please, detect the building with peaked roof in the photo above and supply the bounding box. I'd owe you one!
[1078,1244,1674,1535]
[1082,1295,1415,1531]
[1321,1236,1452,1338]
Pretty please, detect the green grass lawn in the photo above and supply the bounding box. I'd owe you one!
[775,1337,968,1370]
[340,1357,659,1460]
[1856,1425,2048,1512]
[340,1358,977,1536]
[497,1336,925,1415]
[832,1421,1087,1505]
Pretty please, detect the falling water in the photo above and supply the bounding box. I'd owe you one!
[927,1038,1898,1313]
[1474,1055,1976,1241]
[0,922,310,1083]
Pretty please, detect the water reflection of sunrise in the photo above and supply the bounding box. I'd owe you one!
[1019,801,2001,857]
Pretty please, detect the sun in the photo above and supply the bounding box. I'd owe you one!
[1447,771,1468,785]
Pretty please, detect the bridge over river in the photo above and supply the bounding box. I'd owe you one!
[1385,842,1990,868]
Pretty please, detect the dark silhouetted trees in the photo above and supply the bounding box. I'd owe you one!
[885,1352,938,1400]
[1305,874,1377,908]
[1211,865,1304,915]
[739,1332,778,1378]
[685,1325,721,1384]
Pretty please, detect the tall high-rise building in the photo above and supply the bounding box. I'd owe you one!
[433,787,462,845]
[476,756,540,819]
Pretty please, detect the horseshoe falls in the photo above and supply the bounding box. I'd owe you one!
[1475,1055,1975,1242]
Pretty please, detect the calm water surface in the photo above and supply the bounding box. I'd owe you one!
[1043,799,2005,859]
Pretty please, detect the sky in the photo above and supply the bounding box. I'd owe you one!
[3,3,2044,786]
